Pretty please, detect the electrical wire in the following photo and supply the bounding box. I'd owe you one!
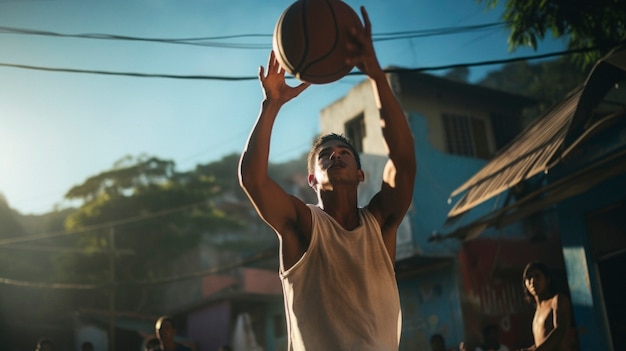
[0,44,611,80]
[0,199,211,247]
[0,22,508,48]
[1,41,620,248]
[0,246,276,289]
[0,24,621,290]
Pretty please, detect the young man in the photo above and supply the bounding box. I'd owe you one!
[155,316,192,351]
[519,261,572,351]
[239,6,416,351]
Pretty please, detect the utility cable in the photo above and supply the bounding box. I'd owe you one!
[1,41,622,244]
[0,198,212,246]
[0,44,613,80]
[0,246,277,289]
[0,22,507,48]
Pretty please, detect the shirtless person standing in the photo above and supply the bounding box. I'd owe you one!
[519,261,572,351]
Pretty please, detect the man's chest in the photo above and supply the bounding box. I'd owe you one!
[532,304,555,335]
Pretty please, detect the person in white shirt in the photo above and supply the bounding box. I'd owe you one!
[238,6,416,350]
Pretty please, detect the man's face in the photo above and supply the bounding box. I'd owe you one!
[156,319,175,342]
[309,140,363,190]
[525,269,548,296]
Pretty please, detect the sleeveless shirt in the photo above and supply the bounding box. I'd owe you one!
[279,205,401,351]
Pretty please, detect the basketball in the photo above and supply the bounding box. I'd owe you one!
[272,0,363,84]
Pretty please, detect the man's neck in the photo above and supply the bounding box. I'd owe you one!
[317,184,361,229]
[536,291,555,305]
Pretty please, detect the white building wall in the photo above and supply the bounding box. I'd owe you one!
[319,78,388,155]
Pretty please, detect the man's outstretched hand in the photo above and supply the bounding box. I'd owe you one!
[345,6,384,80]
[259,51,310,105]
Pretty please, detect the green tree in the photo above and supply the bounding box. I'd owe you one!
[0,193,24,238]
[58,155,243,311]
[0,195,72,344]
[481,0,626,65]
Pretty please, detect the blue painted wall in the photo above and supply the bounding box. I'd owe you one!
[408,112,508,254]
[398,262,463,351]
[553,172,626,351]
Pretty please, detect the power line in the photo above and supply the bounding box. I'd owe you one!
[0,276,104,290]
[0,42,618,237]
[371,44,607,73]
[373,22,507,42]
[0,44,610,80]
[0,22,507,48]
[0,246,277,289]
[0,62,254,80]
[0,25,272,49]
[0,198,211,247]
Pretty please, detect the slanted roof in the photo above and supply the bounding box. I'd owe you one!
[447,88,582,218]
[388,67,537,109]
[444,44,626,229]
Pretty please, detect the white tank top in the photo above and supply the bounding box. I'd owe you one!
[280,205,401,351]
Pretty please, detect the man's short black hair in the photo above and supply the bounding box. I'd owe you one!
[307,133,361,174]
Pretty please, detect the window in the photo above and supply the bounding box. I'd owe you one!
[344,114,365,154]
[443,113,490,158]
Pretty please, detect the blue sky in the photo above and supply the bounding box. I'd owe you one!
[0,0,567,215]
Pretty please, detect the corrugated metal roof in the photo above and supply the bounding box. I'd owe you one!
[447,88,583,218]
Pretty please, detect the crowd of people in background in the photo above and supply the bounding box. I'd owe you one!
[32,315,227,351]
[30,260,570,351]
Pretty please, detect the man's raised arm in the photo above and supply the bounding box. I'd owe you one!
[238,51,310,232]
[347,7,416,233]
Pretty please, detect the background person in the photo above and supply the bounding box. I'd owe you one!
[155,316,192,351]
[518,261,571,351]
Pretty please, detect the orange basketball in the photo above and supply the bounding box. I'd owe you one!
[272,0,363,84]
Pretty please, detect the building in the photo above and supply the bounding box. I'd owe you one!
[444,45,626,351]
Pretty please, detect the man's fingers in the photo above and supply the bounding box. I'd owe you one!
[360,6,372,35]
[267,51,275,71]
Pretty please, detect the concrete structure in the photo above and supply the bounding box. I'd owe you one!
[446,45,626,350]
